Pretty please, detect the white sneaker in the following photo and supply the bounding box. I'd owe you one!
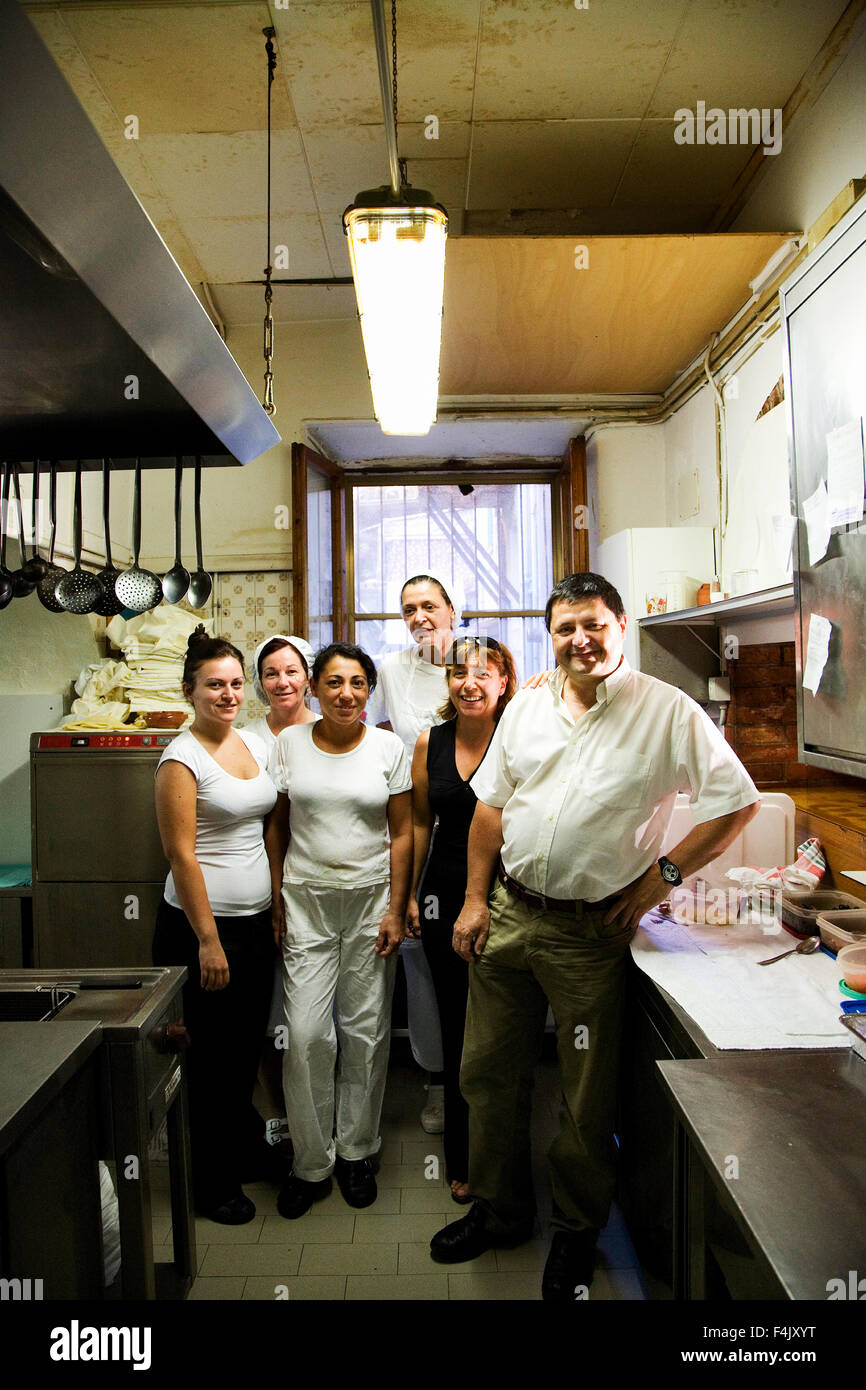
[420,1085,445,1134]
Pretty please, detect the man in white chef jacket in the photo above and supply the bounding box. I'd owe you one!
[429,572,760,1300]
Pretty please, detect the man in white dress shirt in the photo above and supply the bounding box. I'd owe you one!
[429,572,760,1300]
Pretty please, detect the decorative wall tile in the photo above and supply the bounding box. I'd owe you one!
[214,571,292,726]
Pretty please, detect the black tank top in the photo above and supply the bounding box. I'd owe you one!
[420,721,493,917]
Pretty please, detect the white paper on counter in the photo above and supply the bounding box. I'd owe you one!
[803,481,831,565]
[802,611,832,695]
[826,418,865,527]
[631,911,851,1050]
[771,512,797,571]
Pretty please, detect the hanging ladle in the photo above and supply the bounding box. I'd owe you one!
[161,458,190,604]
[93,459,125,618]
[186,457,212,608]
[0,465,14,610]
[10,465,36,597]
[758,935,822,966]
[22,463,50,584]
[114,460,163,614]
[37,463,67,612]
[55,464,101,614]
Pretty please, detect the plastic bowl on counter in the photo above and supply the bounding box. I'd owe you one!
[817,908,866,955]
[780,889,865,936]
[837,944,866,994]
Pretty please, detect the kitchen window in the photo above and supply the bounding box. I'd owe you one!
[347,478,554,681]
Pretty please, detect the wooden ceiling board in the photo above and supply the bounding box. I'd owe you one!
[438,234,791,396]
[39,2,287,135]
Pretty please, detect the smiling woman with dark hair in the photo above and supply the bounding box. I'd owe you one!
[265,643,413,1218]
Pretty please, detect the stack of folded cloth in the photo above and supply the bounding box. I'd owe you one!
[105,608,210,716]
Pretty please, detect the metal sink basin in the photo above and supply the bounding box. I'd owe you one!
[0,987,74,1021]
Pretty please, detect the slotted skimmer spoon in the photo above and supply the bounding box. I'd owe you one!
[758,936,821,966]
[187,457,212,608]
[93,459,125,618]
[114,460,162,613]
[56,464,101,613]
[161,458,190,604]
[37,464,67,612]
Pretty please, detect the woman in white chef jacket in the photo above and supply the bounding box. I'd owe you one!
[153,628,278,1225]
[267,642,413,1218]
[366,572,463,1123]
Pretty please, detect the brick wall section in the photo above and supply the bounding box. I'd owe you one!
[724,641,846,787]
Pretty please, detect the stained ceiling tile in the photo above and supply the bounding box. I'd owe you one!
[181,211,332,282]
[614,119,759,208]
[647,0,851,115]
[214,282,359,326]
[140,130,317,222]
[467,121,638,210]
[44,1,290,135]
[473,0,688,121]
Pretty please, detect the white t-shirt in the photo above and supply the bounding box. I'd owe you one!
[472,660,760,902]
[365,645,448,758]
[271,723,412,886]
[157,728,277,915]
[241,718,277,770]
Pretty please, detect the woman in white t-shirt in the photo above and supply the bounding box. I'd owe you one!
[243,633,317,769]
[266,643,413,1219]
[152,627,278,1226]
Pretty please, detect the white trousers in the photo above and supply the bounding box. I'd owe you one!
[281,880,396,1182]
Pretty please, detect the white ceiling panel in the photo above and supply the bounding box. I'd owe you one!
[140,129,317,221]
[213,282,358,325]
[180,211,332,282]
[613,119,758,208]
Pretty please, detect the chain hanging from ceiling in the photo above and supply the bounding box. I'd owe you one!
[262,25,277,416]
[391,0,408,188]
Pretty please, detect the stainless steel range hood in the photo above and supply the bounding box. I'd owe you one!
[0,0,280,467]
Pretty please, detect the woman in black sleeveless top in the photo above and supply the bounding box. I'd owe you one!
[408,636,518,1203]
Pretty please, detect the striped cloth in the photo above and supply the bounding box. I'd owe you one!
[726,836,826,891]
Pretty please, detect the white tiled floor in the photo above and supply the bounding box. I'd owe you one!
[153,1043,651,1302]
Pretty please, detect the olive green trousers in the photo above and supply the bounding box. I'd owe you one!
[460,878,633,1237]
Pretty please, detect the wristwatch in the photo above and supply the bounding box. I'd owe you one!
[658,855,683,887]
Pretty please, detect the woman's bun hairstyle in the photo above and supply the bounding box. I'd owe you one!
[182,626,245,688]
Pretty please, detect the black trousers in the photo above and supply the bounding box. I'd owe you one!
[153,899,274,1210]
[421,911,470,1183]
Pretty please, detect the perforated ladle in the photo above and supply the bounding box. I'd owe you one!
[36,464,67,613]
[114,460,163,614]
[55,464,101,614]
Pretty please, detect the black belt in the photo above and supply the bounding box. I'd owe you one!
[497,863,614,914]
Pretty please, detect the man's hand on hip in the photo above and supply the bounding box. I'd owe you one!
[602,865,665,932]
[453,896,490,961]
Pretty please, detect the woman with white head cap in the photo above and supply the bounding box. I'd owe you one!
[366,571,464,1133]
[243,634,318,1150]
[243,634,317,770]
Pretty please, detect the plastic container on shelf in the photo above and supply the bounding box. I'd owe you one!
[817,908,866,955]
[779,889,865,936]
[837,943,866,993]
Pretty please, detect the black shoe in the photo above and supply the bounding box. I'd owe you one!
[429,1202,532,1264]
[541,1229,599,1301]
[334,1156,377,1209]
[277,1172,332,1220]
[200,1193,256,1226]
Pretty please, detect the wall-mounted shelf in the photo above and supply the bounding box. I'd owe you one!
[639,584,794,629]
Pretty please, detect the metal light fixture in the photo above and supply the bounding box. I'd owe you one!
[343,1,448,436]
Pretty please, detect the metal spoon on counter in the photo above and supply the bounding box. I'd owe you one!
[186,457,212,609]
[161,458,190,604]
[758,936,822,966]
[114,460,163,613]
[55,464,101,614]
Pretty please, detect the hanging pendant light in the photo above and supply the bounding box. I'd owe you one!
[343,2,448,436]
